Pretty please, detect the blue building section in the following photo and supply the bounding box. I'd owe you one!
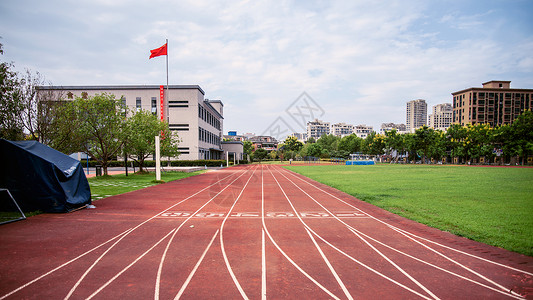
[228,131,237,136]
[346,160,375,165]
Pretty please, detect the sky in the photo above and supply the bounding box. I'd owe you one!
[1,0,532,140]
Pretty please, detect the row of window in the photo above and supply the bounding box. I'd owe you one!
[454,92,532,109]
[198,104,221,130]
[199,127,221,146]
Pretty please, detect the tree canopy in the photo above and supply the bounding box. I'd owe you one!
[124,110,180,172]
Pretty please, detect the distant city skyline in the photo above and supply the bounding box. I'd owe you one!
[1,0,532,134]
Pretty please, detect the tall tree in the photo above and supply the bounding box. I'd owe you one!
[65,93,127,175]
[412,125,439,163]
[124,110,180,172]
[317,134,339,153]
[243,140,253,160]
[508,110,533,164]
[337,134,362,158]
[253,148,268,161]
[306,142,326,158]
[384,129,403,162]
[0,41,24,140]
[15,70,63,144]
[362,132,386,156]
[445,124,468,162]
[281,136,304,152]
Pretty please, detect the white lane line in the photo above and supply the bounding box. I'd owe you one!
[272,167,439,300]
[155,166,253,299]
[304,228,354,300]
[390,226,533,277]
[174,229,220,299]
[0,229,132,300]
[389,226,525,299]
[219,166,258,300]
[261,165,342,300]
[262,229,267,300]
[64,228,136,300]
[87,228,177,300]
[3,169,244,300]
[283,167,533,276]
[266,168,353,299]
[279,167,524,299]
[268,166,433,300]
[346,227,440,300]
[279,167,531,293]
[347,224,525,299]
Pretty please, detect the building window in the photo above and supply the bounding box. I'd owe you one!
[151,97,157,115]
[121,97,127,116]
[136,97,141,111]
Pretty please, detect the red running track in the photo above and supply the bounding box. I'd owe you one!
[0,164,532,299]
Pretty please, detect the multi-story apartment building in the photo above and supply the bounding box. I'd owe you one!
[428,103,453,131]
[406,99,427,132]
[380,123,407,135]
[354,124,373,139]
[307,119,330,140]
[331,122,354,137]
[249,136,278,151]
[290,132,308,142]
[36,85,224,160]
[452,81,533,126]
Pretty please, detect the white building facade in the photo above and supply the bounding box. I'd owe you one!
[428,103,453,131]
[406,99,427,132]
[331,123,354,137]
[290,132,308,142]
[380,123,408,135]
[307,119,330,140]
[37,85,224,160]
[354,124,373,138]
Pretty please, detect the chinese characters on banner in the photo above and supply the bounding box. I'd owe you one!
[159,85,164,121]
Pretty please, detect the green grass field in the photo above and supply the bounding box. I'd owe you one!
[88,171,204,201]
[285,164,533,256]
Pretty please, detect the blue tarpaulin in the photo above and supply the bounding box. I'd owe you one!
[0,139,91,213]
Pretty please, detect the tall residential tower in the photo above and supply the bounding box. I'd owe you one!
[406,99,427,132]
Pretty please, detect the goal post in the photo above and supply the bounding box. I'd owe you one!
[0,188,27,225]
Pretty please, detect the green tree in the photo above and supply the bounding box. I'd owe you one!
[253,148,268,161]
[362,132,385,156]
[306,143,325,158]
[412,126,439,163]
[445,124,468,162]
[281,136,304,152]
[338,134,362,155]
[243,140,253,159]
[508,110,533,164]
[269,150,278,160]
[124,110,180,172]
[384,130,404,162]
[65,93,128,175]
[317,134,339,154]
[464,124,493,161]
[0,41,24,140]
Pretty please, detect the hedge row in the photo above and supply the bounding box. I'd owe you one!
[84,159,249,168]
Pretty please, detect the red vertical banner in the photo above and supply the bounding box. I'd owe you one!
[159,85,164,121]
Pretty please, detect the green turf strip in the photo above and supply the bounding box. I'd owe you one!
[88,171,205,201]
[285,164,533,257]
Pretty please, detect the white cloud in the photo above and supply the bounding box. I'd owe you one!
[1,0,531,134]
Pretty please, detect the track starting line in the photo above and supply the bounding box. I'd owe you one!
[158,211,369,218]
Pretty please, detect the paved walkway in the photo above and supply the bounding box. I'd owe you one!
[1,165,532,299]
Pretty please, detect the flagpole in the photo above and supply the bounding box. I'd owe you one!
[165,38,169,123]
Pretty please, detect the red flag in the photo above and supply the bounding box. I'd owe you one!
[149,43,167,59]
